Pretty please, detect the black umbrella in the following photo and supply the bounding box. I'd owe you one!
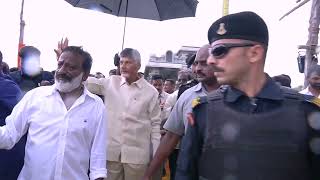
[65,0,198,49]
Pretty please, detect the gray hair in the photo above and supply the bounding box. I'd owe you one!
[120,48,141,64]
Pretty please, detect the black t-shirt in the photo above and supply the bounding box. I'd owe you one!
[10,70,54,95]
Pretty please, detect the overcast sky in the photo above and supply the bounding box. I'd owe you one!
[0,0,312,87]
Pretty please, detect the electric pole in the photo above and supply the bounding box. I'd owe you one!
[223,0,229,16]
[304,0,320,86]
[18,0,25,69]
[280,0,320,87]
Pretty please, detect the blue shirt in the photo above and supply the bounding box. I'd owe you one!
[0,74,25,180]
[0,75,22,122]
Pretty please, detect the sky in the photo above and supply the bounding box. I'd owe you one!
[0,0,313,87]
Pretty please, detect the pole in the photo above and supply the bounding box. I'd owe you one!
[304,0,320,87]
[223,0,229,16]
[121,0,129,50]
[18,0,25,69]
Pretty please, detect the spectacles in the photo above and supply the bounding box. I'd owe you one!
[209,43,255,59]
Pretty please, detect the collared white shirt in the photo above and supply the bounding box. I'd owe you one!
[158,91,169,121]
[300,86,320,98]
[163,90,178,120]
[0,85,107,180]
[86,75,161,164]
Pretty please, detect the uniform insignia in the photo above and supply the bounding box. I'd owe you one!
[217,23,227,35]
[304,95,320,107]
[192,97,201,108]
[311,97,320,107]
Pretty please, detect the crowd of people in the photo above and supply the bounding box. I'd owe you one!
[1,11,320,180]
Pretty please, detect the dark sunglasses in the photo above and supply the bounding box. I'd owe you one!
[209,43,255,59]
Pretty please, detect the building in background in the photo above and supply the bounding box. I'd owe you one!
[144,46,199,81]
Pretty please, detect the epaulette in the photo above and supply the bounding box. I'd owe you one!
[280,87,320,107]
[303,94,320,107]
[280,86,302,100]
[189,96,207,126]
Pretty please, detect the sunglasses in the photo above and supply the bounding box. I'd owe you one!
[209,43,256,59]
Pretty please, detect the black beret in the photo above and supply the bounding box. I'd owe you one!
[19,46,40,58]
[208,11,269,45]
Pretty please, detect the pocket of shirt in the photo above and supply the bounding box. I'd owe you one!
[68,118,90,140]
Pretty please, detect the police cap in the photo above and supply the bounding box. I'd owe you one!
[208,11,269,45]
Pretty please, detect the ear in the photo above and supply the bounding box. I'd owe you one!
[137,63,141,71]
[82,71,90,81]
[247,45,264,63]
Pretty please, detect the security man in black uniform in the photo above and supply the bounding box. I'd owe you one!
[175,11,320,180]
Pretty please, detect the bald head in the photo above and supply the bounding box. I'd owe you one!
[196,44,211,61]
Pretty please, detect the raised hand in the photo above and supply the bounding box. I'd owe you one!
[54,37,69,60]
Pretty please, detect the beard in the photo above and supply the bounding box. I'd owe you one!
[54,72,84,93]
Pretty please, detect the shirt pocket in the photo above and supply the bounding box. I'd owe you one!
[68,118,91,143]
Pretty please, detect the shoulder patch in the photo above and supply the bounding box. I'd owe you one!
[191,96,207,109]
[304,95,320,107]
[191,97,201,108]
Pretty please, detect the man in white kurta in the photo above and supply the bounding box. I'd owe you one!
[86,48,161,180]
[0,46,107,180]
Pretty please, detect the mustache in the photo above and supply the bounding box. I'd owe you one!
[195,71,206,77]
[55,73,72,81]
[209,65,224,72]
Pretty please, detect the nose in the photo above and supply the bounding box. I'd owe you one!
[57,64,68,75]
[195,63,203,72]
[207,55,217,65]
[120,63,127,70]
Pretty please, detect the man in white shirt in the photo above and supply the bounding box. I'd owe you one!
[300,65,320,98]
[150,74,169,124]
[163,79,175,94]
[0,46,107,180]
[150,74,169,180]
[86,48,161,180]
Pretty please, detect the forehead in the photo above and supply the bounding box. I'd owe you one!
[195,53,209,62]
[310,71,320,78]
[58,51,83,65]
[195,46,211,62]
[120,57,135,62]
[164,80,173,84]
[152,79,163,83]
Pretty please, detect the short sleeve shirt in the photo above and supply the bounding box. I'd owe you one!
[164,83,209,136]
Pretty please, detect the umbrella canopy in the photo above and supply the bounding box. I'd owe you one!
[65,0,198,21]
